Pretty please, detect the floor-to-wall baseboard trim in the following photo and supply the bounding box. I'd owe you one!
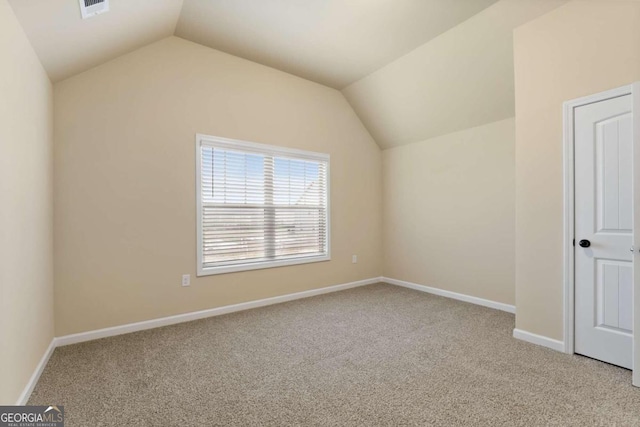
[382,277,515,314]
[16,338,56,405]
[56,277,382,347]
[15,277,381,404]
[512,328,565,352]
[22,277,526,404]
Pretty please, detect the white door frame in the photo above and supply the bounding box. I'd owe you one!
[563,82,640,385]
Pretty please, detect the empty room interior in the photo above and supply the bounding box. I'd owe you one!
[3,0,640,425]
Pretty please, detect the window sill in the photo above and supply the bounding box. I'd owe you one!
[197,254,331,277]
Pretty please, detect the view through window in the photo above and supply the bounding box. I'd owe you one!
[196,135,330,275]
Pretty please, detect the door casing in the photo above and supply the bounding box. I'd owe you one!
[563,82,640,386]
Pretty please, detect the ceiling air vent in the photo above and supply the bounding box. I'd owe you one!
[79,0,109,19]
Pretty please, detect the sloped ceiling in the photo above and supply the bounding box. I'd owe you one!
[8,0,568,149]
[175,0,498,89]
[9,0,498,87]
[8,0,185,83]
[342,0,568,149]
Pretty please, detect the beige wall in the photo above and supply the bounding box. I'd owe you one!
[514,0,640,340]
[54,36,382,336]
[0,0,54,405]
[383,118,516,305]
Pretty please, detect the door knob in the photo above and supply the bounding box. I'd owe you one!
[579,239,591,248]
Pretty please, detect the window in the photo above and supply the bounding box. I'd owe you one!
[196,134,330,276]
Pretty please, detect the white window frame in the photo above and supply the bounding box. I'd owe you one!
[195,134,331,276]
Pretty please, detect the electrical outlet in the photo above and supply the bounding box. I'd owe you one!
[181,274,190,287]
[352,255,358,264]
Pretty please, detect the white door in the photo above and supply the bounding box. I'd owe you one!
[574,94,634,369]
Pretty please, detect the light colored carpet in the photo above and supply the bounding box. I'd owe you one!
[29,283,640,426]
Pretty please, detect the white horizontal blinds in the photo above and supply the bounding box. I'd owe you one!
[201,147,268,266]
[272,157,327,258]
[200,143,328,269]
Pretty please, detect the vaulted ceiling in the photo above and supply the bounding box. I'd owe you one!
[8,0,567,148]
[8,0,184,83]
[174,0,499,89]
[8,0,498,87]
[343,0,568,148]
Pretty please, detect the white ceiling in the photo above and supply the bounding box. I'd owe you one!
[9,0,498,88]
[343,0,568,149]
[8,0,184,83]
[175,0,498,89]
[8,0,569,149]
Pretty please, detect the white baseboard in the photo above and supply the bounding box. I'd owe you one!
[512,328,565,352]
[382,277,515,314]
[382,277,564,353]
[56,277,382,347]
[22,277,526,404]
[16,338,56,405]
[15,277,380,404]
